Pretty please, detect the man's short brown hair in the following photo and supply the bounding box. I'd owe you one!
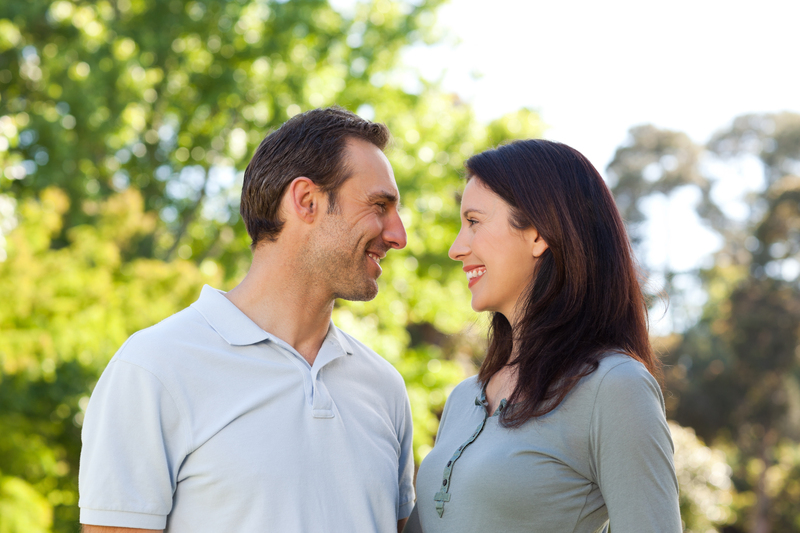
[240,106,390,247]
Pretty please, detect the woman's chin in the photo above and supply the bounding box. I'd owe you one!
[470,299,484,313]
[471,300,512,321]
[470,298,495,315]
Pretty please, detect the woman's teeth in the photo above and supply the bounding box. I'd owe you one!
[467,268,485,279]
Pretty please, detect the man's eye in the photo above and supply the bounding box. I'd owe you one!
[376,203,387,212]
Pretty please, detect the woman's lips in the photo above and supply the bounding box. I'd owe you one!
[465,266,486,288]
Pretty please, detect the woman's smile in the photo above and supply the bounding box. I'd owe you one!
[464,265,486,288]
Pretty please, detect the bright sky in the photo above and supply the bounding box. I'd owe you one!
[400,0,800,331]
[407,0,800,171]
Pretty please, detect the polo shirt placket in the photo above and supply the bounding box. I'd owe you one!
[263,330,353,420]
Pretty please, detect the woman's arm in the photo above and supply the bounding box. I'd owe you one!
[589,359,682,533]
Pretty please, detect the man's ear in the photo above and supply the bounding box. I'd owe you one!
[285,177,322,224]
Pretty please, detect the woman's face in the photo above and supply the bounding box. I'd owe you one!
[448,178,548,324]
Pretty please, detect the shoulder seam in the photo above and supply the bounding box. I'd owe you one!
[115,359,194,457]
[113,330,143,360]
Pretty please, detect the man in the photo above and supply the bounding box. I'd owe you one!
[79,107,414,532]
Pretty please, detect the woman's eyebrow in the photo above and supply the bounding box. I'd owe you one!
[462,208,486,218]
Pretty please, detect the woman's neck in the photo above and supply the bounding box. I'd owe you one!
[485,364,517,415]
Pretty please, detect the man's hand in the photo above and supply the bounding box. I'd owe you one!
[398,517,408,533]
[82,526,162,533]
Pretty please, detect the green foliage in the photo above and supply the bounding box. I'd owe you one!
[670,422,736,532]
[764,443,800,531]
[0,1,548,531]
[0,474,52,533]
[0,189,219,530]
[0,0,446,270]
[706,438,800,533]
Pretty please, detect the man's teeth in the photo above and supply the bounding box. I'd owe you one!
[466,268,486,280]
[367,252,380,263]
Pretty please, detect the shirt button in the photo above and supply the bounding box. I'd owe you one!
[443,480,447,485]
[446,461,452,466]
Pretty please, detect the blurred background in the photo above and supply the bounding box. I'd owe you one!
[1,1,798,531]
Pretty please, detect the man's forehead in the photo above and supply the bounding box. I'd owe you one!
[342,141,399,198]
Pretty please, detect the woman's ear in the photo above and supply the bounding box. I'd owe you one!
[285,177,321,224]
[529,229,549,258]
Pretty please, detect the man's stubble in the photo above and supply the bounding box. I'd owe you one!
[300,213,382,302]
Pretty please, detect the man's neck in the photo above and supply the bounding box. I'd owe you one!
[224,245,334,367]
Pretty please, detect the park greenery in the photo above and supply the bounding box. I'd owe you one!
[0,1,798,532]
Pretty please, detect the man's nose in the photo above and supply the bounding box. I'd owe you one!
[384,210,407,250]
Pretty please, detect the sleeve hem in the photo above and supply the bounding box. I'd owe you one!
[398,499,415,520]
[80,508,167,529]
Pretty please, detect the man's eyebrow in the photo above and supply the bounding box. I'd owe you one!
[368,191,400,205]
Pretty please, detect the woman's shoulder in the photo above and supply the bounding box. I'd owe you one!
[438,375,482,425]
[585,351,665,412]
[593,351,654,382]
[448,374,482,402]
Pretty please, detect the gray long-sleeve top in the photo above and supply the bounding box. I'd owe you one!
[414,353,682,533]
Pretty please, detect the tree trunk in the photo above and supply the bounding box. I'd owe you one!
[752,429,777,533]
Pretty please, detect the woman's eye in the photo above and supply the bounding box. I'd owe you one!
[467,218,478,226]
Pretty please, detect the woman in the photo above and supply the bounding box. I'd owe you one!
[412,140,681,532]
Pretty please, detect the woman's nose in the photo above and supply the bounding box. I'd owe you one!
[448,229,468,261]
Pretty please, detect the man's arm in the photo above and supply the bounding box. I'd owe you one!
[79,360,185,533]
[82,527,162,533]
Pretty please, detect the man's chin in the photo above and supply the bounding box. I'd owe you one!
[334,279,379,302]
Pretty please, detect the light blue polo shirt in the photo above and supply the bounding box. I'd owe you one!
[79,285,415,532]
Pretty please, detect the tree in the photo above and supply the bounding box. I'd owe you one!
[609,112,800,532]
[0,2,546,531]
[670,421,736,533]
[0,0,447,268]
[0,188,220,530]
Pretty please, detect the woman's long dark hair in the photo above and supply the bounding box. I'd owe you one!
[466,139,661,428]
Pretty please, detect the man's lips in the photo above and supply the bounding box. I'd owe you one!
[366,251,385,274]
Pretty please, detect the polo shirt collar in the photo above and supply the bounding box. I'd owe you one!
[327,322,354,356]
[191,285,354,358]
[191,285,271,346]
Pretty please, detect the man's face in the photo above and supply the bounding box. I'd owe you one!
[304,138,407,301]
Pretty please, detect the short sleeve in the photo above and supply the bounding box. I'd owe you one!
[397,392,416,519]
[589,360,682,533]
[79,356,189,529]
